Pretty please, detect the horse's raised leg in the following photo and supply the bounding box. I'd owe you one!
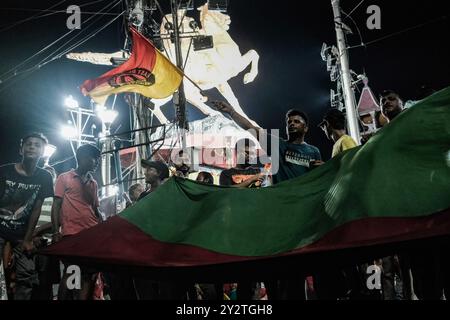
[241,49,260,84]
[217,82,259,127]
[151,106,169,124]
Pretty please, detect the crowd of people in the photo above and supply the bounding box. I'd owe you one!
[0,90,448,300]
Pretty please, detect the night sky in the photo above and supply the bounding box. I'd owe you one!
[0,0,449,170]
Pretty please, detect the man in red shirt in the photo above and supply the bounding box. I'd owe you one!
[51,144,101,300]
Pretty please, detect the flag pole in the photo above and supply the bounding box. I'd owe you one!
[171,0,188,136]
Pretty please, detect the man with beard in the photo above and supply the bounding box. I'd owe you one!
[379,90,445,300]
[361,89,401,145]
[380,90,404,122]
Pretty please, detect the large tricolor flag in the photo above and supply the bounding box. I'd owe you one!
[80,28,183,106]
[43,87,450,273]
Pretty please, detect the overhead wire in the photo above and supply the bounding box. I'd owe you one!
[342,0,365,20]
[0,2,124,93]
[0,0,114,34]
[0,0,68,34]
[341,8,365,50]
[39,0,123,63]
[0,0,123,85]
[347,15,448,50]
[0,0,120,81]
[46,3,125,62]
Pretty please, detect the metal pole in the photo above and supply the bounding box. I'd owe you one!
[132,0,146,178]
[114,149,124,210]
[101,123,107,197]
[101,123,112,197]
[171,0,188,137]
[105,135,111,197]
[133,99,143,179]
[331,0,360,144]
[77,107,82,148]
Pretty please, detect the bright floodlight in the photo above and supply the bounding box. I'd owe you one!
[43,144,57,159]
[97,109,118,125]
[61,125,77,139]
[64,95,79,109]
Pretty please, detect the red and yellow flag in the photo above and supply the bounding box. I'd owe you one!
[80,28,183,105]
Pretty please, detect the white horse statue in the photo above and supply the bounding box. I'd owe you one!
[67,3,259,125]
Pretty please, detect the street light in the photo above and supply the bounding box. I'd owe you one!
[96,105,119,197]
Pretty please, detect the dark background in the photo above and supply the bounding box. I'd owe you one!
[0,0,448,170]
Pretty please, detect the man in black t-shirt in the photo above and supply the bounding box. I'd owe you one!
[220,139,264,300]
[220,139,264,189]
[0,133,54,300]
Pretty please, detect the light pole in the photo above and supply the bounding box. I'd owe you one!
[331,0,361,144]
[97,106,118,197]
[62,95,96,150]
